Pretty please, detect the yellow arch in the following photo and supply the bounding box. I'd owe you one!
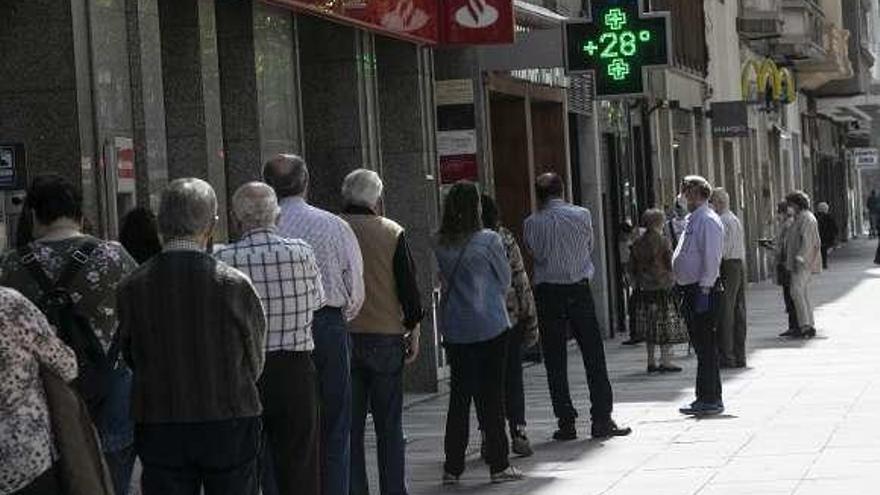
[741,59,796,103]
[741,60,761,100]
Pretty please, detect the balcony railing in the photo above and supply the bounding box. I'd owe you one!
[774,0,826,60]
[738,0,784,40]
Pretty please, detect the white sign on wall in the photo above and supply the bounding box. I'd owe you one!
[852,148,879,169]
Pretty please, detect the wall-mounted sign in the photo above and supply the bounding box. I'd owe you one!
[436,79,479,184]
[852,148,879,169]
[0,143,26,191]
[440,0,514,45]
[263,0,439,44]
[711,101,749,138]
[564,0,670,98]
[115,137,135,193]
[741,59,795,105]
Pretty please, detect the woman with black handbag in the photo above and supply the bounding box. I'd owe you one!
[433,182,522,486]
[0,287,77,495]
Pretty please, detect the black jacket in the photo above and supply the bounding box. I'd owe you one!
[118,250,266,423]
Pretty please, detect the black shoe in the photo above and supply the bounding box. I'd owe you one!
[719,360,736,369]
[647,364,659,373]
[734,362,747,369]
[591,419,632,439]
[622,338,644,346]
[552,422,577,441]
[802,327,817,339]
[659,364,682,373]
[780,328,802,338]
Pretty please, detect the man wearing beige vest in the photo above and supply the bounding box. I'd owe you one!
[341,169,424,495]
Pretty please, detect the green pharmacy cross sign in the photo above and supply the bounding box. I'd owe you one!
[564,0,671,97]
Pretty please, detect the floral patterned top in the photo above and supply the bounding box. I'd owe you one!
[0,287,77,493]
[498,227,539,342]
[0,236,138,352]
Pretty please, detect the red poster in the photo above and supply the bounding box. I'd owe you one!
[440,0,514,45]
[440,154,478,184]
[263,0,440,44]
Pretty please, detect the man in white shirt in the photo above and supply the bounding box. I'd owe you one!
[263,154,365,495]
[672,176,725,416]
[710,188,748,369]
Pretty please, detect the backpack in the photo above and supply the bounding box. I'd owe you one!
[18,240,121,422]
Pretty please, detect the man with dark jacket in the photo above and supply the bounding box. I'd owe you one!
[118,178,266,495]
[816,202,838,269]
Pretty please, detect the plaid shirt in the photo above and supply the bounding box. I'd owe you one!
[215,228,324,352]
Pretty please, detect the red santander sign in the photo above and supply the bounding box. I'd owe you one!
[440,0,514,45]
[262,0,513,45]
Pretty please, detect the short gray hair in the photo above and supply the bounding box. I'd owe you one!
[817,202,830,213]
[232,182,280,230]
[710,188,730,211]
[263,154,309,199]
[158,178,218,240]
[342,169,383,209]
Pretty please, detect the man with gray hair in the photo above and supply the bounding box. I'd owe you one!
[118,178,266,495]
[340,169,424,495]
[215,182,324,495]
[710,188,748,368]
[263,154,364,495]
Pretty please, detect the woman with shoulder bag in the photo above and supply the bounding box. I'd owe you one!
[433,182,522,486]
[0,287,77,495]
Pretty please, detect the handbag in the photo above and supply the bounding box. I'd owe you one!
[41,367,116,495]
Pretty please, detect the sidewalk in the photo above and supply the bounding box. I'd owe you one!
[362,238,880,494]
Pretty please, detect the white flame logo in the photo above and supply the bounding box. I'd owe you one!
[381,0,429,32]
[455,0,499,28]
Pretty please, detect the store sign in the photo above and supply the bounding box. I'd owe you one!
[853,148,879,169]
[263,0,440,44]
[440,0,514,45]
[741,59,795,105]
[0,143,26,190]
[436,79,479,184]
[711,101,749,138]
[564,0,670,97]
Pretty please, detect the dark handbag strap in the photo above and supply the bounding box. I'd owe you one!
[18,239,100,294]
[440,234,477,310]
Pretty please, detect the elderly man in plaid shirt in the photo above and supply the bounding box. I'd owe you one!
[215,182,324,495]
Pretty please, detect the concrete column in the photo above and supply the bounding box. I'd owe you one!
[298,16,380,212]
[126,0,168,210]
[215,0,262,237]
[375,39,440,392]
[157,0,228,238]
[576,112,611,334]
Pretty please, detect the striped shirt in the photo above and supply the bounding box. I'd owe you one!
[672,203,724,288]
[215,228,324,352]
[523,199,596,285]
[277,196,365,321]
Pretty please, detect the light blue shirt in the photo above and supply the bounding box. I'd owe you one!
[523,199,595,285]
[433,230,512,344]
[672,203,724,288]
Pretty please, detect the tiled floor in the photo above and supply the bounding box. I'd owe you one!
[360,238,880,494]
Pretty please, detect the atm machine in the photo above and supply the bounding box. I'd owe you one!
[0,143,28,251]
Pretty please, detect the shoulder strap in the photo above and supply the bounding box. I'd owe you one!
[55,240,99,291]
[441,234,477,307]
[18,245,55,295]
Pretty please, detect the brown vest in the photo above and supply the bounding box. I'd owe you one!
[342,214,406,334]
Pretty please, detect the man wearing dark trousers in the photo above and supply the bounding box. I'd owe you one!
[710,188,748,369]
[673,176,725,416]
[119,179,267,495]
[524,173,631,441]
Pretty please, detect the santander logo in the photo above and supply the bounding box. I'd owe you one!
[381,0,430,33]
[455,0,499,29]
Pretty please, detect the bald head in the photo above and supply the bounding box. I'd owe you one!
[536,173,564,205]
[232,182,280,231]
[262,154,309,199]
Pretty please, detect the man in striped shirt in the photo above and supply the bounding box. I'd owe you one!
[524,173,631,441]
[215,182,324,495]
[263,154,364,495]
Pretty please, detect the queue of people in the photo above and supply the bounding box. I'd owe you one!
[0,160,834,495]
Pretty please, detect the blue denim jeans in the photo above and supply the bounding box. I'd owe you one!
[99,367,135,495]
[350,334,407,495]
[312,308,352,495]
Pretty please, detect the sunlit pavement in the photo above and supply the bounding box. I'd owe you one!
[362,239,880,495]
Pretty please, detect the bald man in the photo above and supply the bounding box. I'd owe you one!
[215,182,325,495]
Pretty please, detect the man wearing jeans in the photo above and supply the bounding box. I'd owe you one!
[524,173,631,441]
[264,155,365,495]
[340,169,424,495]
[673,176,725,416]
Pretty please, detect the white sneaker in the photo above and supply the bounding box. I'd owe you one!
[490,466,524,484]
